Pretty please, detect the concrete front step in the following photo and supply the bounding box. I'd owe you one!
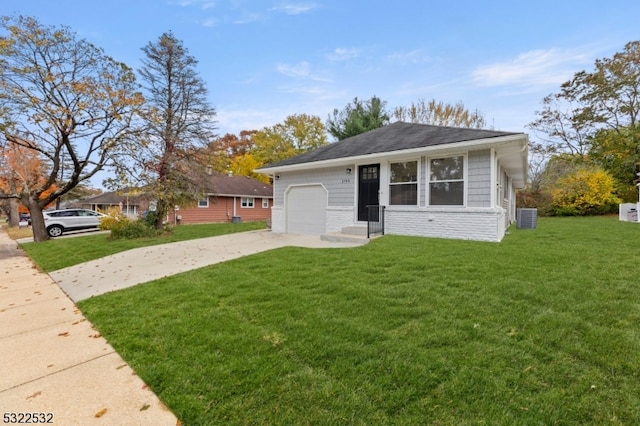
[341,226,368,236]
[320,232,370,244]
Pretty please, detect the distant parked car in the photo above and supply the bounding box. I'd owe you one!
[19,214,31,226]
[43,209,106,237]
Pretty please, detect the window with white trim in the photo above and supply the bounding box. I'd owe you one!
[262,198,269,208]
[429,156,464,206]
[389,160,418,205]
[241,197,255,208]
[198,197,209,208]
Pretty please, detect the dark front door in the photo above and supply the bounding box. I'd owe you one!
[358,164,380,221]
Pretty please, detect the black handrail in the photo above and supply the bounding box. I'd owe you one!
[367,205,385,238]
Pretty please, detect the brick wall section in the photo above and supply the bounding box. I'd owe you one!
[168,196,272,224]
[326,206,355,233]
[385,207,504,242]
[271,206,285,232]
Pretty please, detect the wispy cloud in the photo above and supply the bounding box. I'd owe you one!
[277,61,312,78]
[173,0,216,10]
[472,48,593,90]
[326,47,360,62]
[233,13,263,24]
[201,17,218,27]
[387,49,432,65]
[276,61,330,82]
[272,2,318,15]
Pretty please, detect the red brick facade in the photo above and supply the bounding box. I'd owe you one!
[168,195,272,224]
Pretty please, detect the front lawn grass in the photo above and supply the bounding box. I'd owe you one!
[78,217,640,425]
[20,221,266,272]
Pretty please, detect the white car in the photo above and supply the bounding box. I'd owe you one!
[43,209,106,237]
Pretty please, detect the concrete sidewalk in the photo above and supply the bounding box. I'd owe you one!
[0,230,178,425]
[1,228,366,423]
[50,230,366,302]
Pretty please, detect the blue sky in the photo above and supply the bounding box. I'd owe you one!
[6,1,640,139]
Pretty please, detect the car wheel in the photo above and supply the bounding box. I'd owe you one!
[47,225,64,237]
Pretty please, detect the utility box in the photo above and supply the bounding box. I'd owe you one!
[231,216,242,223]
[516,208,537,229]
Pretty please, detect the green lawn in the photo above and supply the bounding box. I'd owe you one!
[20,221,266,272]
[76,217,640,425]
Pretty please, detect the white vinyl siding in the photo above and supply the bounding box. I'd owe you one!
[274,166,354,207]
[467,150,491,208]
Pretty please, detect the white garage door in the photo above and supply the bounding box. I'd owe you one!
[286,185,327,234]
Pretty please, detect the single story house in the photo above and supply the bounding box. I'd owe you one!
[79,189,150,218]
[256,122,528,242]
[168,173,273,224]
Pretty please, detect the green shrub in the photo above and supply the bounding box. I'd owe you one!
[109,219,161,239]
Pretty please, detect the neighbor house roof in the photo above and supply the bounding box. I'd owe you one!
[205,173,272,198]
[80,189,146,205]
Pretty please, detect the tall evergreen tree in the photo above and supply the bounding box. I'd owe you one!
[129,32,217,229]
[326,96,389,141]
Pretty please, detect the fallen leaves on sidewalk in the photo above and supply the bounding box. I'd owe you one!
[95,408,108,418]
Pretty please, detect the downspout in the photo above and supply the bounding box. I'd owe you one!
[490,148,497,208]
[234,196,237,218]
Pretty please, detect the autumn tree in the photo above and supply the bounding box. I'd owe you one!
[392,99,487,129]
[254,114,329,165]
[550,166,620,216]
[0,141,47,226]
[0,16,144,241]
[588,126,640,201]
[206,130,257,174]
[327,96,389,141]
[123,32,217,229]
[530,41,640,167]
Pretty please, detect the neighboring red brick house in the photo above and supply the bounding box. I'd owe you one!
[168,173,273,225]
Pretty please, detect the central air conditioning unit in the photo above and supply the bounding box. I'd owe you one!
[516,208,537,229]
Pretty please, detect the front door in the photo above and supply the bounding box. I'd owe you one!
[358,164,380,221]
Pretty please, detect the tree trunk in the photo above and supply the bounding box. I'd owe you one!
[6,199,20,228]
[154,199,168,230]
[27,196,49,242]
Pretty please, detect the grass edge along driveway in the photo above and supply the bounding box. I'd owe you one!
[75,217,640,424]
[20,221,266,272]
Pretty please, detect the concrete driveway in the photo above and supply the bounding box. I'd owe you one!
[50,230,367,302]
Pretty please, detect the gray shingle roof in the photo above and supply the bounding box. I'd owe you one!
[262,122,521,169]
[206,173,272,197]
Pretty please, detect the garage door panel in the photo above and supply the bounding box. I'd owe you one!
[286,185,327,234]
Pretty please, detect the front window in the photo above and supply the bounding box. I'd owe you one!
[198,197,209,208]
[389,161,418,205]
[429,156,464,205]
[262,198,269,208]
[241,197,254,208]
